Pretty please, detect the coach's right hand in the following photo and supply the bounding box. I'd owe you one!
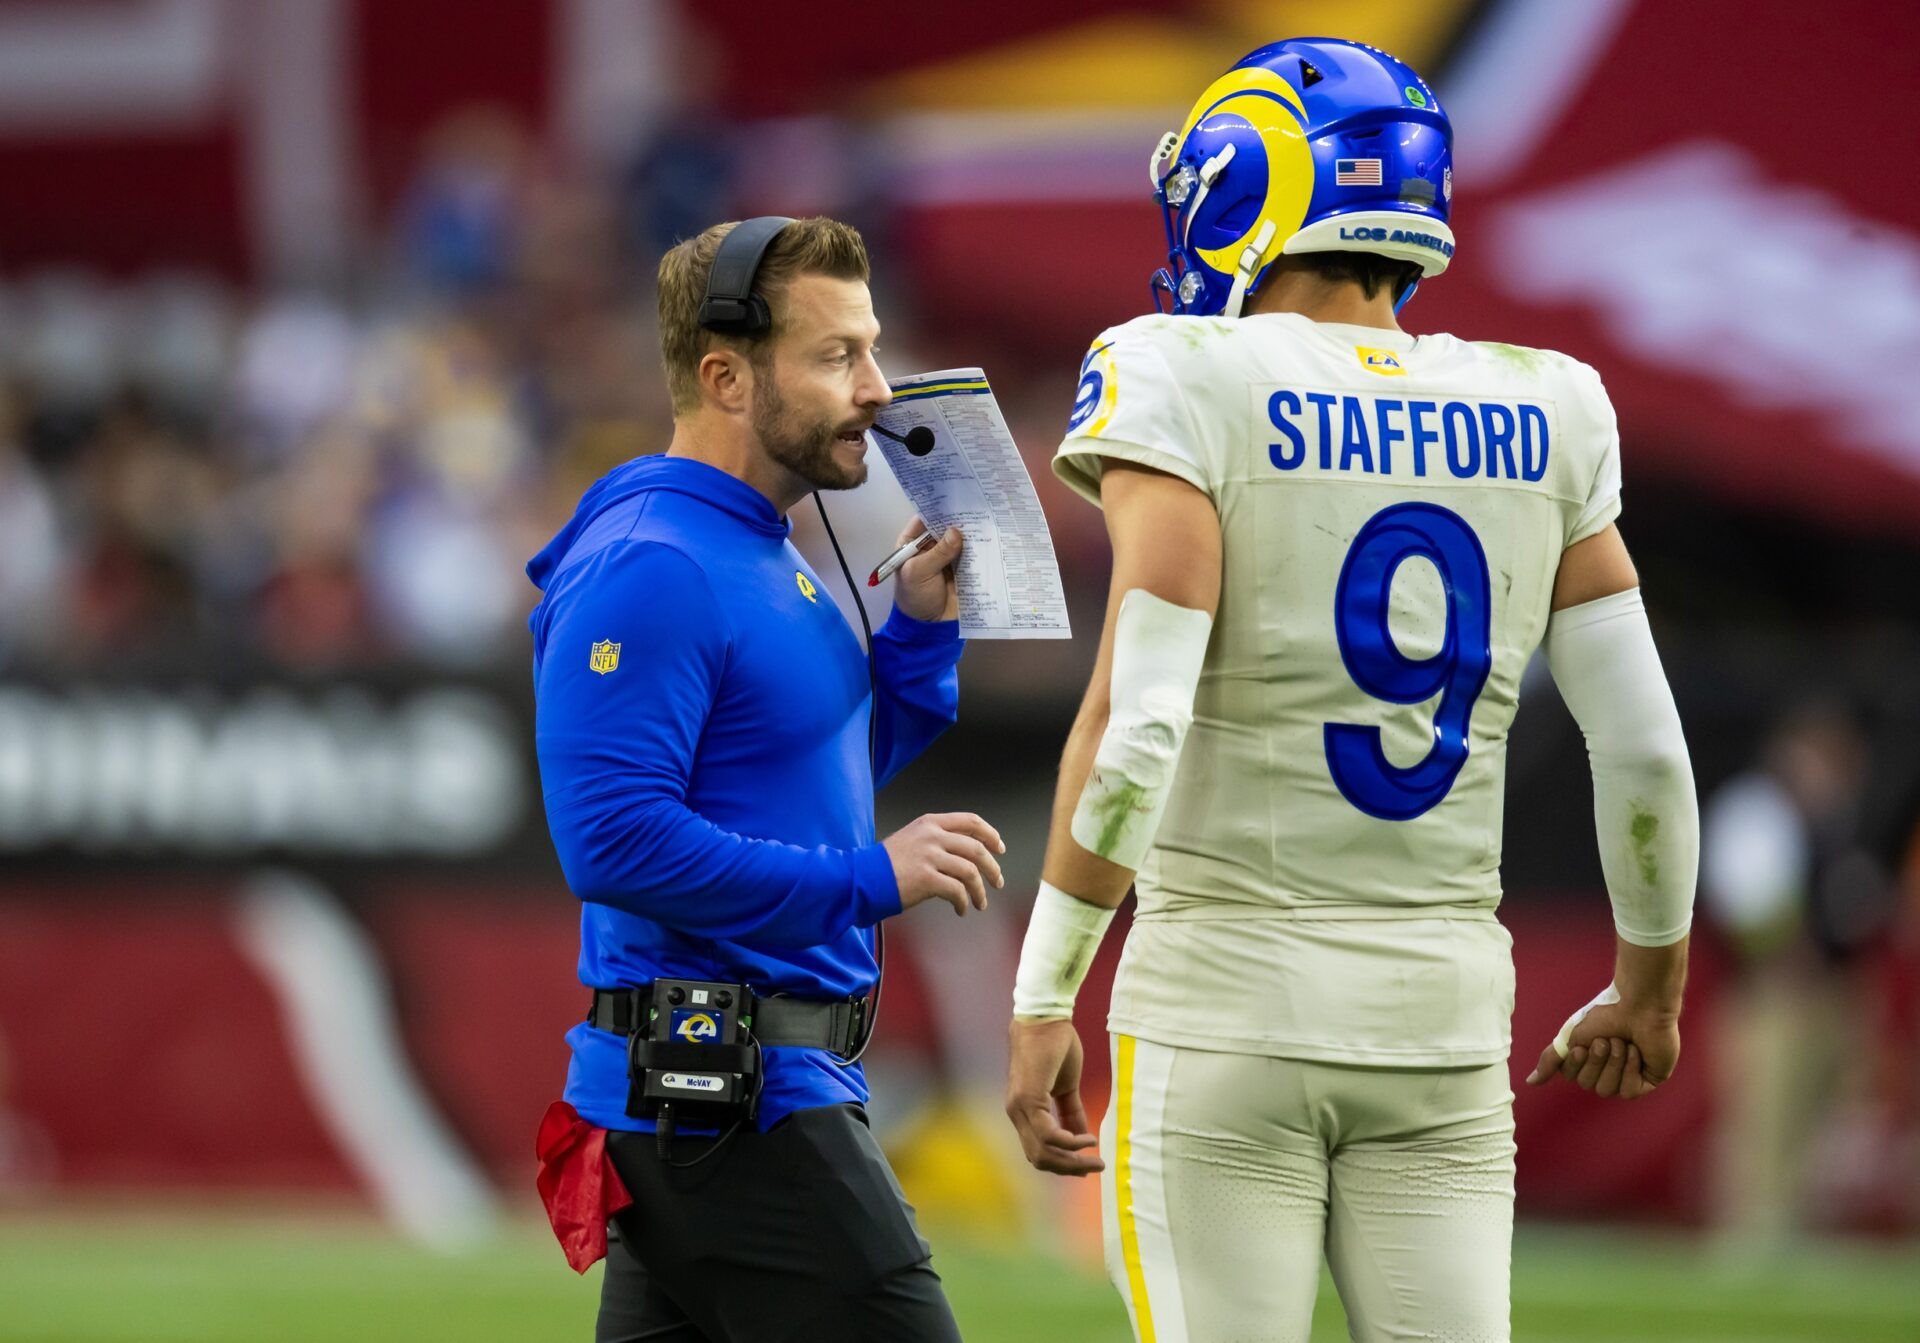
[884,813,1004,916]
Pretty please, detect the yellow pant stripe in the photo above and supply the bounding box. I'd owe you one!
[1115,1033,1156,1342]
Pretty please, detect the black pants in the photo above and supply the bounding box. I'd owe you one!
[597,1103,963,1342]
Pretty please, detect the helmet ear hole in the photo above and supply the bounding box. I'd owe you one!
[1214,196,1260,236]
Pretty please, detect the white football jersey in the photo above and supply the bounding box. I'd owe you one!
[1055,311,1621,1065]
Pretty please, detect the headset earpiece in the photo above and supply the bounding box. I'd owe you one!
[698,216,795,335]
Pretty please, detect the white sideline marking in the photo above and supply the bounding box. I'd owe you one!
[234,870,500,1251]
[1442,0,1635,192]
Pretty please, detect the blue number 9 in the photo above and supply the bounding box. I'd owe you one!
[1325,502,1492,821]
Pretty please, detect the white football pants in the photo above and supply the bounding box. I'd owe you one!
[1100,1036,1516,1342]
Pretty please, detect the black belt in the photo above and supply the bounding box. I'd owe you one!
[590,987,867,1059]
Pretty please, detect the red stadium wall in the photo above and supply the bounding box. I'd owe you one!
[0,886,353,1190]
[0,883,1718,1223]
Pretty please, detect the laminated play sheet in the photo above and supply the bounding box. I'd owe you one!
[867,369,1071,640]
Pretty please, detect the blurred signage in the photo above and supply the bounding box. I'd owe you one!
[1414,0,1920,535]
[887,0,1920,536]
[0,678,537,863]
[1487,140,1920,479]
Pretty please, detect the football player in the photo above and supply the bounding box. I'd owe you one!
[1003,38,1697,1342]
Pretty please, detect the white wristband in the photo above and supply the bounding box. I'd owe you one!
[1012,881,1116,1021]
[1551,982,1621,1059]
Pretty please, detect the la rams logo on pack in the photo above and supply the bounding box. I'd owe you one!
[795,571,817,603]
[589,640,621,674]
[671,1010,720,1043]
[1355,347,1406,377]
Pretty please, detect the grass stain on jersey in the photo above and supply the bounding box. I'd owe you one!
[1629,806,1661,886]
[1091,779,1150,860]
[1175,319,1229,355]
[1478,341,1554,377]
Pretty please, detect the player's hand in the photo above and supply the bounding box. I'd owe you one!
[1005,1017,1104,1176]
[1525,996,1680,1100]
[884,812,1003,917]
[890,517,962,623]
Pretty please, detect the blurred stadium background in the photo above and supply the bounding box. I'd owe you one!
[0,1,1917,1339]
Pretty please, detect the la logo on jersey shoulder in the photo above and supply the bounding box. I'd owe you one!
[1355,346,1406,377]
[589,640,621,674]
[1068,340,1119,437]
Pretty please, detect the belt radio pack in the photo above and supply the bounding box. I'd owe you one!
[622,979,762,1151]
[591,978,876,1163]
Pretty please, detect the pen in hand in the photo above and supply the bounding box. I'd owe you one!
[867,531,942,587]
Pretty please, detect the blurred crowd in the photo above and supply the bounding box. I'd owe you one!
[0,109,675,670]
[0,106,1111,674]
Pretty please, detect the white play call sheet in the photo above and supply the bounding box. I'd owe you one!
[868,369,1071,640]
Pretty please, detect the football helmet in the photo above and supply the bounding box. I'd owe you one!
[1149,38,1455,317]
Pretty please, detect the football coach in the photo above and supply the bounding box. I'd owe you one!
[528,216,1001,1341]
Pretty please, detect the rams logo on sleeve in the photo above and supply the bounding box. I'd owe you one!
[1067,340,1119,437]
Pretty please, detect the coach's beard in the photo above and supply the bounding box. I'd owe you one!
[754,376,870,492]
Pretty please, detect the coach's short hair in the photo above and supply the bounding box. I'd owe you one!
[657,217,871,415]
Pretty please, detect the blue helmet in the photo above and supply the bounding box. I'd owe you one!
[1149,37,1455,317]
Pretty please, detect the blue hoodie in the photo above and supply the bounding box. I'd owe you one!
[527,454,964,1132]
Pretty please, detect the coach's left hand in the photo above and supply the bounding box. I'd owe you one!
[891,517,963,622]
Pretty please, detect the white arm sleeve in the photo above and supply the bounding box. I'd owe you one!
[1545,588,1698,946]
[1069,589,1212,871]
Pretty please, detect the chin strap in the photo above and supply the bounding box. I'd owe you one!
[1223,219,1278,318]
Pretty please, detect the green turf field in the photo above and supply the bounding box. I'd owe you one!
[2,1214,1917,1342]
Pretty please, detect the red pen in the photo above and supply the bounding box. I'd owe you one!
[866,530,941,586]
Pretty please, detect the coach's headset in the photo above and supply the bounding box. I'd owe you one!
[695,213,886,1066]
[697,214,794,336]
